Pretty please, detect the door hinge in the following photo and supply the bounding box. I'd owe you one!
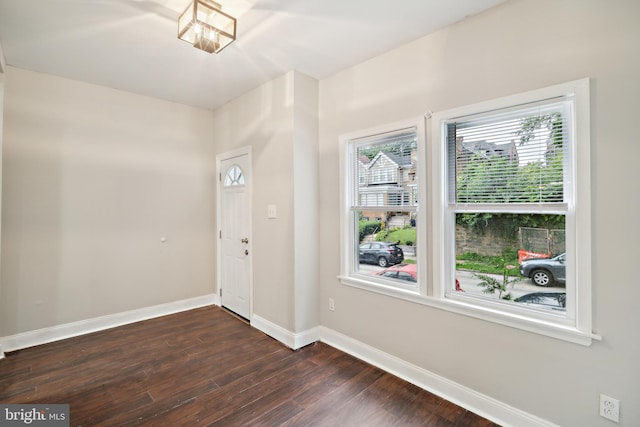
[219,230,222,239]
[219,172,222,182]
[219,288,222,296]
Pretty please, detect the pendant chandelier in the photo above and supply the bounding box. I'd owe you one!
[178,0,236,54]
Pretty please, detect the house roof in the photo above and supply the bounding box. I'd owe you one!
[369,152,413,169]
[460,140,517,160]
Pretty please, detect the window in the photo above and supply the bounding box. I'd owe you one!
[340,124,421,292]
[340,79,595,345]
[443,99,572,310]
[432,79,594,344]
[224,164,245,186]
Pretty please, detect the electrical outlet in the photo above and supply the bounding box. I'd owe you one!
[328,298,335,311]
[600,394,620,423]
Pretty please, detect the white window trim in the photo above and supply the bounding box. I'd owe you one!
[339,118,427,295]
[339,79,599,346]
[430,78,597,345]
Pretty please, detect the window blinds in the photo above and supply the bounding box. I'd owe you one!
[447,99,571,206]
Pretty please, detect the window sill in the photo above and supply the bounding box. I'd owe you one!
[338,275,601,346]
[339,274,421,300]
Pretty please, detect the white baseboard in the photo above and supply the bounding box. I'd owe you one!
[251,314,320,350]
[319,326,558,427]
[0,294,217,353]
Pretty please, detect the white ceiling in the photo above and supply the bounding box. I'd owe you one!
[0,0,507,110]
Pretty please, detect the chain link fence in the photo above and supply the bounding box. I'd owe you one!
[519,227,566,255]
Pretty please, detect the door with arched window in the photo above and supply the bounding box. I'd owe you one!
[218,151,251,320]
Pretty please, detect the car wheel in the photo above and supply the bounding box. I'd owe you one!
[377,257,389,267]
[531,269,553,287]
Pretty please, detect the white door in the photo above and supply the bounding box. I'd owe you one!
[219,153,251,319]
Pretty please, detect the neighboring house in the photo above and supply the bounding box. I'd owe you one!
[358,155,371,187]
[456,137,519,171]
[359,151,417,225]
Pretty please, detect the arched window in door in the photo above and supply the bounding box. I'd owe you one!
[224,164,245,187]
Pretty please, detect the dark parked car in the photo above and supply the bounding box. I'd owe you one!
[514,292,566,310]
[376,263,416,282]
[359,242,404,267]
[519,253,566,286]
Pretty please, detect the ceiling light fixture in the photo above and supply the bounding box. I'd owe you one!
[178,0,236,54]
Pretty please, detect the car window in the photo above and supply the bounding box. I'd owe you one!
[397,272,416,282]
[517,293,565,308]
[557,294,566,307]
[381,271,398,278]
[538,296,561,306]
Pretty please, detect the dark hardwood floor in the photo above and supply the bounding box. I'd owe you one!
[0,306,500,426]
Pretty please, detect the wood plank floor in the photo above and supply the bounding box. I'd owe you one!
[0,306,500,426]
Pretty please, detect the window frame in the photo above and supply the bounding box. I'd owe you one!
[430,79,595,344]
[339,79,598,345]
[339,119,427,296]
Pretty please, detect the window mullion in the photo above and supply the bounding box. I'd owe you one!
[450,203,568,214]
[351,206,417,213]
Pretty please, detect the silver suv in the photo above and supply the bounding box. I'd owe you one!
[519,253,566,287]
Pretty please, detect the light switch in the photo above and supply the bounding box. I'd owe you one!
[267,204,277,219]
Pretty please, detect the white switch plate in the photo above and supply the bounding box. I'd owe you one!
[267,204,277,219]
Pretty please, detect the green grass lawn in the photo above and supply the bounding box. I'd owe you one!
[456,251,521,276]
[376,227,416,246]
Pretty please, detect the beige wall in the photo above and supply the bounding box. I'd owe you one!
[211,70,319,333]
[0,44,4,354]
[0,66,320,342]
[293,72,319,333]
[0,67,216,335]
[318,1,640,426]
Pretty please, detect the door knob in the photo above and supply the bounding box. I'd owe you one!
[245,249,249,255]
[241,238,249,244]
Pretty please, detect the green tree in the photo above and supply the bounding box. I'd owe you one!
[517,112,563,147]
[456,113,566,234]
[358,140,416,160]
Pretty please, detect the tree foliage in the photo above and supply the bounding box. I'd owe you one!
[456,114,566,236]
[473,266,522,300]
[517,112,563,147]
[358,141,415,160]
[359,220,382,242]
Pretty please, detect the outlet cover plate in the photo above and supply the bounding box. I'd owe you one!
[600,394,620,423]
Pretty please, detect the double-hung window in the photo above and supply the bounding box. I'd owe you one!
[340,124,422,294]
[431,79,594,344]
[340,79,596,344]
